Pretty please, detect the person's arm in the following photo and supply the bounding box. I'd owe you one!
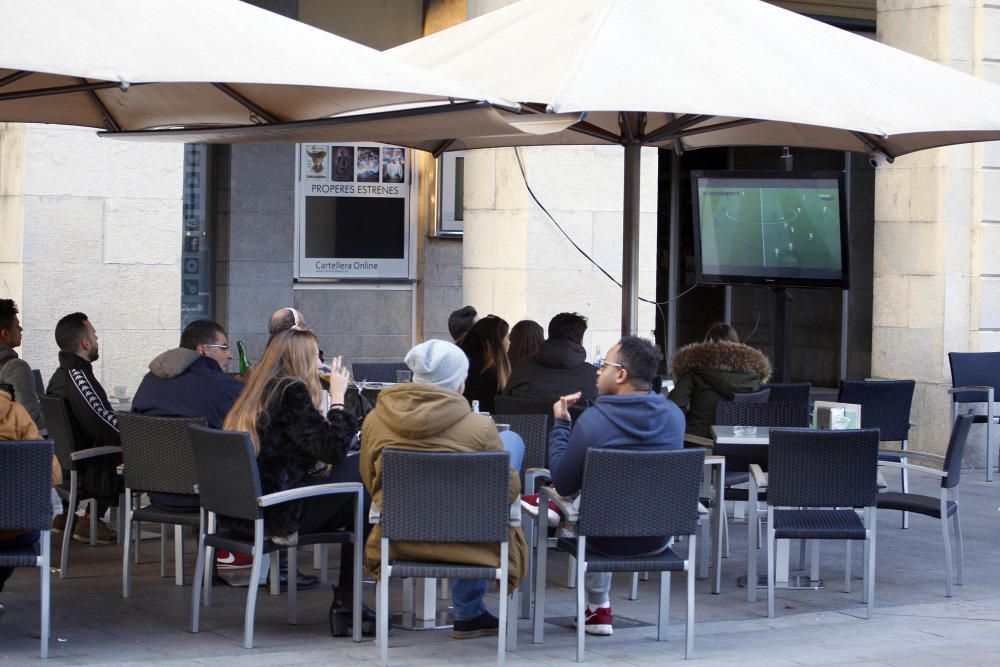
[668,373,694,412]
[64,369,119,446]
[279,381,358,467]
[548,392,586,496]
[4,359,43,428]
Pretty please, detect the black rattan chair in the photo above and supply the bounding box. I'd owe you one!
[494,395,586,421]
[376,449,517,666]
[751,428,880,619]
[714,400,810,491]
[0,440,54,658]
[877,413,973,597]
[533,448,705,660]
[732,389,771,403]
[352,362,409,384]
[947,352,1000,481]
[187,425,364,648]
[118,413,205,597]
[761,382,811,407]
[838,379,916,527]
[38,395,122,578]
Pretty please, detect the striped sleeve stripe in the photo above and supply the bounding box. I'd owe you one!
[68,368,119,432]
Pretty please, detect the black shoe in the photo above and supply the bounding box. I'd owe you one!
[451,611,499,639]
[277,570,320,591]
[329,595,376,637]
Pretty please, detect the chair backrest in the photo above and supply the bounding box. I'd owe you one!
[948,352,1000,404]
[837,379,915,442]
[494,395,585,421]
[761,382,811,406]
[942,413,975,489]
[494,413,548,472]
[0,440,54,532]
[118,413,205,495]
[767,428,880,508]
[187,425,262,521]
[715,400,810,428]
[733,388,771,404]
[380,450,510,543]
[352,362,408,383]
[577,448,705,539]
[38,395,76,473]
[32,368,44,396]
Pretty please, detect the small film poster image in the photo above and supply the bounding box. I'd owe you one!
[331,146,355,182]
[357,147,380,182]
[382,147,405,183]
[304,144,329,179]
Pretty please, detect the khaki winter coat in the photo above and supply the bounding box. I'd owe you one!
[0,389,60,540]
[360,383,527,588]
[668,341,772,438]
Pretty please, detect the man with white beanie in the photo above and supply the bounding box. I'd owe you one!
[360,339,527,639]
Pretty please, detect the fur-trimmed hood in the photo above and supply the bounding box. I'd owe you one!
[671,341,772,383]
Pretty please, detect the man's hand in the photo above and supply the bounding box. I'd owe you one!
[553,392,582,422]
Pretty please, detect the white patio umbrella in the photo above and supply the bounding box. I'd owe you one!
[109,0,1000,336]
[0,0,514,131]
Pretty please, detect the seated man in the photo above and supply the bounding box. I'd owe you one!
[360,339,526,638]
[131,319,244,511]
[45,312,120,544]
[268,306,305,345]
[548,336,685,636]
[0,299,44,430]
[504,312,598,404]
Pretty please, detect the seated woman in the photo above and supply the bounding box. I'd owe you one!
[668,322,772,441]
[222,328,371,635]
[459,315,512,414]
[507,319,544,370]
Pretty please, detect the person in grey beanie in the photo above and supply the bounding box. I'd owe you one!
[360,338,527,639]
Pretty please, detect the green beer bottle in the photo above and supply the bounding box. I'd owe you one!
[236,340,251,375]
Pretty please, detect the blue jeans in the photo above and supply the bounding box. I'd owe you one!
[452,430,525,620]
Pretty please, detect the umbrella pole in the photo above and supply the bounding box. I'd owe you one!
[621,142,641,336]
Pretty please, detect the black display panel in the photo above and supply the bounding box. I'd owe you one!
[304,196,405,259]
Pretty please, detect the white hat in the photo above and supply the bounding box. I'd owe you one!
[405,339,469,391]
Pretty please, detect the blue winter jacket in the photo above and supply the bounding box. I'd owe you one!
[132,349,243,428]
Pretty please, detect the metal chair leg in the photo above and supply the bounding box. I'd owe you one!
[243,522,265,649]
[60,476,77,579]
[575,537,586,663]
[160,523,168,578]
[288,547,298,624]
[89,500,98,546]
[498,542,509,666]
[40,531,50,659]
[174,524,185,586]
[767,513,775,619]
[953,507,964,586]
[532,512,548,644]
[122,490,133,598]
[190,522,206,633]
[686,532,696,659]
[657,570,670,641]
[629,571,639,600]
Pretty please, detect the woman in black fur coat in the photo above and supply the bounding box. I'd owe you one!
[224,327,370,634]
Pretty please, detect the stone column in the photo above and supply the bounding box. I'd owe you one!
[0,123,25,304]
[873,0,998,462]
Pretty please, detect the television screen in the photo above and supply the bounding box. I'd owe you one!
[691,171,849,288]
[304,196,405,259]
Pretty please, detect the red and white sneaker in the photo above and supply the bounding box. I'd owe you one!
[215,550,253,569]
[575,603,613,636]
[520,493,563,528]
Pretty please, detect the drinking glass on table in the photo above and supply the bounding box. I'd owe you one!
[395,369,413,383]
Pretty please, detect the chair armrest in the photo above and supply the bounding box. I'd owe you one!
[524,467,551,493]
[909,420,917,429]
[258,482,363,508]
[369,504,380,525]
[878,460,947,479]
[509,500,521,528]
[684,434,714,449]
[880,448,944,464]
[749,464,767,491]
[948,385,993,397]
[539,485,578,524]
[70,445,122,461]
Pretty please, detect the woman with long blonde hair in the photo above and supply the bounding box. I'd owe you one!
[459,314,511,413]
[223,327,371,635]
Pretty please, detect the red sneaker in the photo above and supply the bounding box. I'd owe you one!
[580,604,613,636]
[215,550,253,569]
[520,493,563,527]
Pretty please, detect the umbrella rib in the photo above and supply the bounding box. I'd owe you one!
[79,78,121,132]
[850,131,896,160]
[567,122,622,144]
[212,83,283,124]
[0,70,32,90]
[643,114,713,144]
[431,138,456,158]
[0,79,133,102]
[664,118,764,141]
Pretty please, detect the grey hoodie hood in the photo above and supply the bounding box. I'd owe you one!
[148,348,201,379]
[0,346,17,364]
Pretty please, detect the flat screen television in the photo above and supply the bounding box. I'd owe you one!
[691,170,849,288]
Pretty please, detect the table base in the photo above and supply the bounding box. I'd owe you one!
[737,574,824,590]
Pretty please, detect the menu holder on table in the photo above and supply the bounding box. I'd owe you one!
[812,401,861,430]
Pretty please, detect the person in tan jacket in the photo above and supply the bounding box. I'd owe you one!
[0,384,60,614]
[361,339,526,639]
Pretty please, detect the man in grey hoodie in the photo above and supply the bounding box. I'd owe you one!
[548,336,685,636]
[131,320,243,429]
[0,299,43,429]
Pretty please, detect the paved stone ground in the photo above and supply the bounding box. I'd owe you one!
[2,473,999,665]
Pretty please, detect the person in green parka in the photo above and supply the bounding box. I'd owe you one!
[668,323,772,440]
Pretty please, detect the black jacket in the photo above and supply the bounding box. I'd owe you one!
[246,379,358,539]
[460,332,503,413]
[46,351,121,501]
[132,349,244,428]
[503,339,598,403]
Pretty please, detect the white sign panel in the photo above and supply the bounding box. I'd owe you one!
[296,143,411,280]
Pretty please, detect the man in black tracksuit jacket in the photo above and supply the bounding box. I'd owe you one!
[46,312,121,521]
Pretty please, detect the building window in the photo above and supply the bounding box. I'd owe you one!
[435,151,464,237]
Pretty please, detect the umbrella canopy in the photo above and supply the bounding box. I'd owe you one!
[0,0,512,132]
